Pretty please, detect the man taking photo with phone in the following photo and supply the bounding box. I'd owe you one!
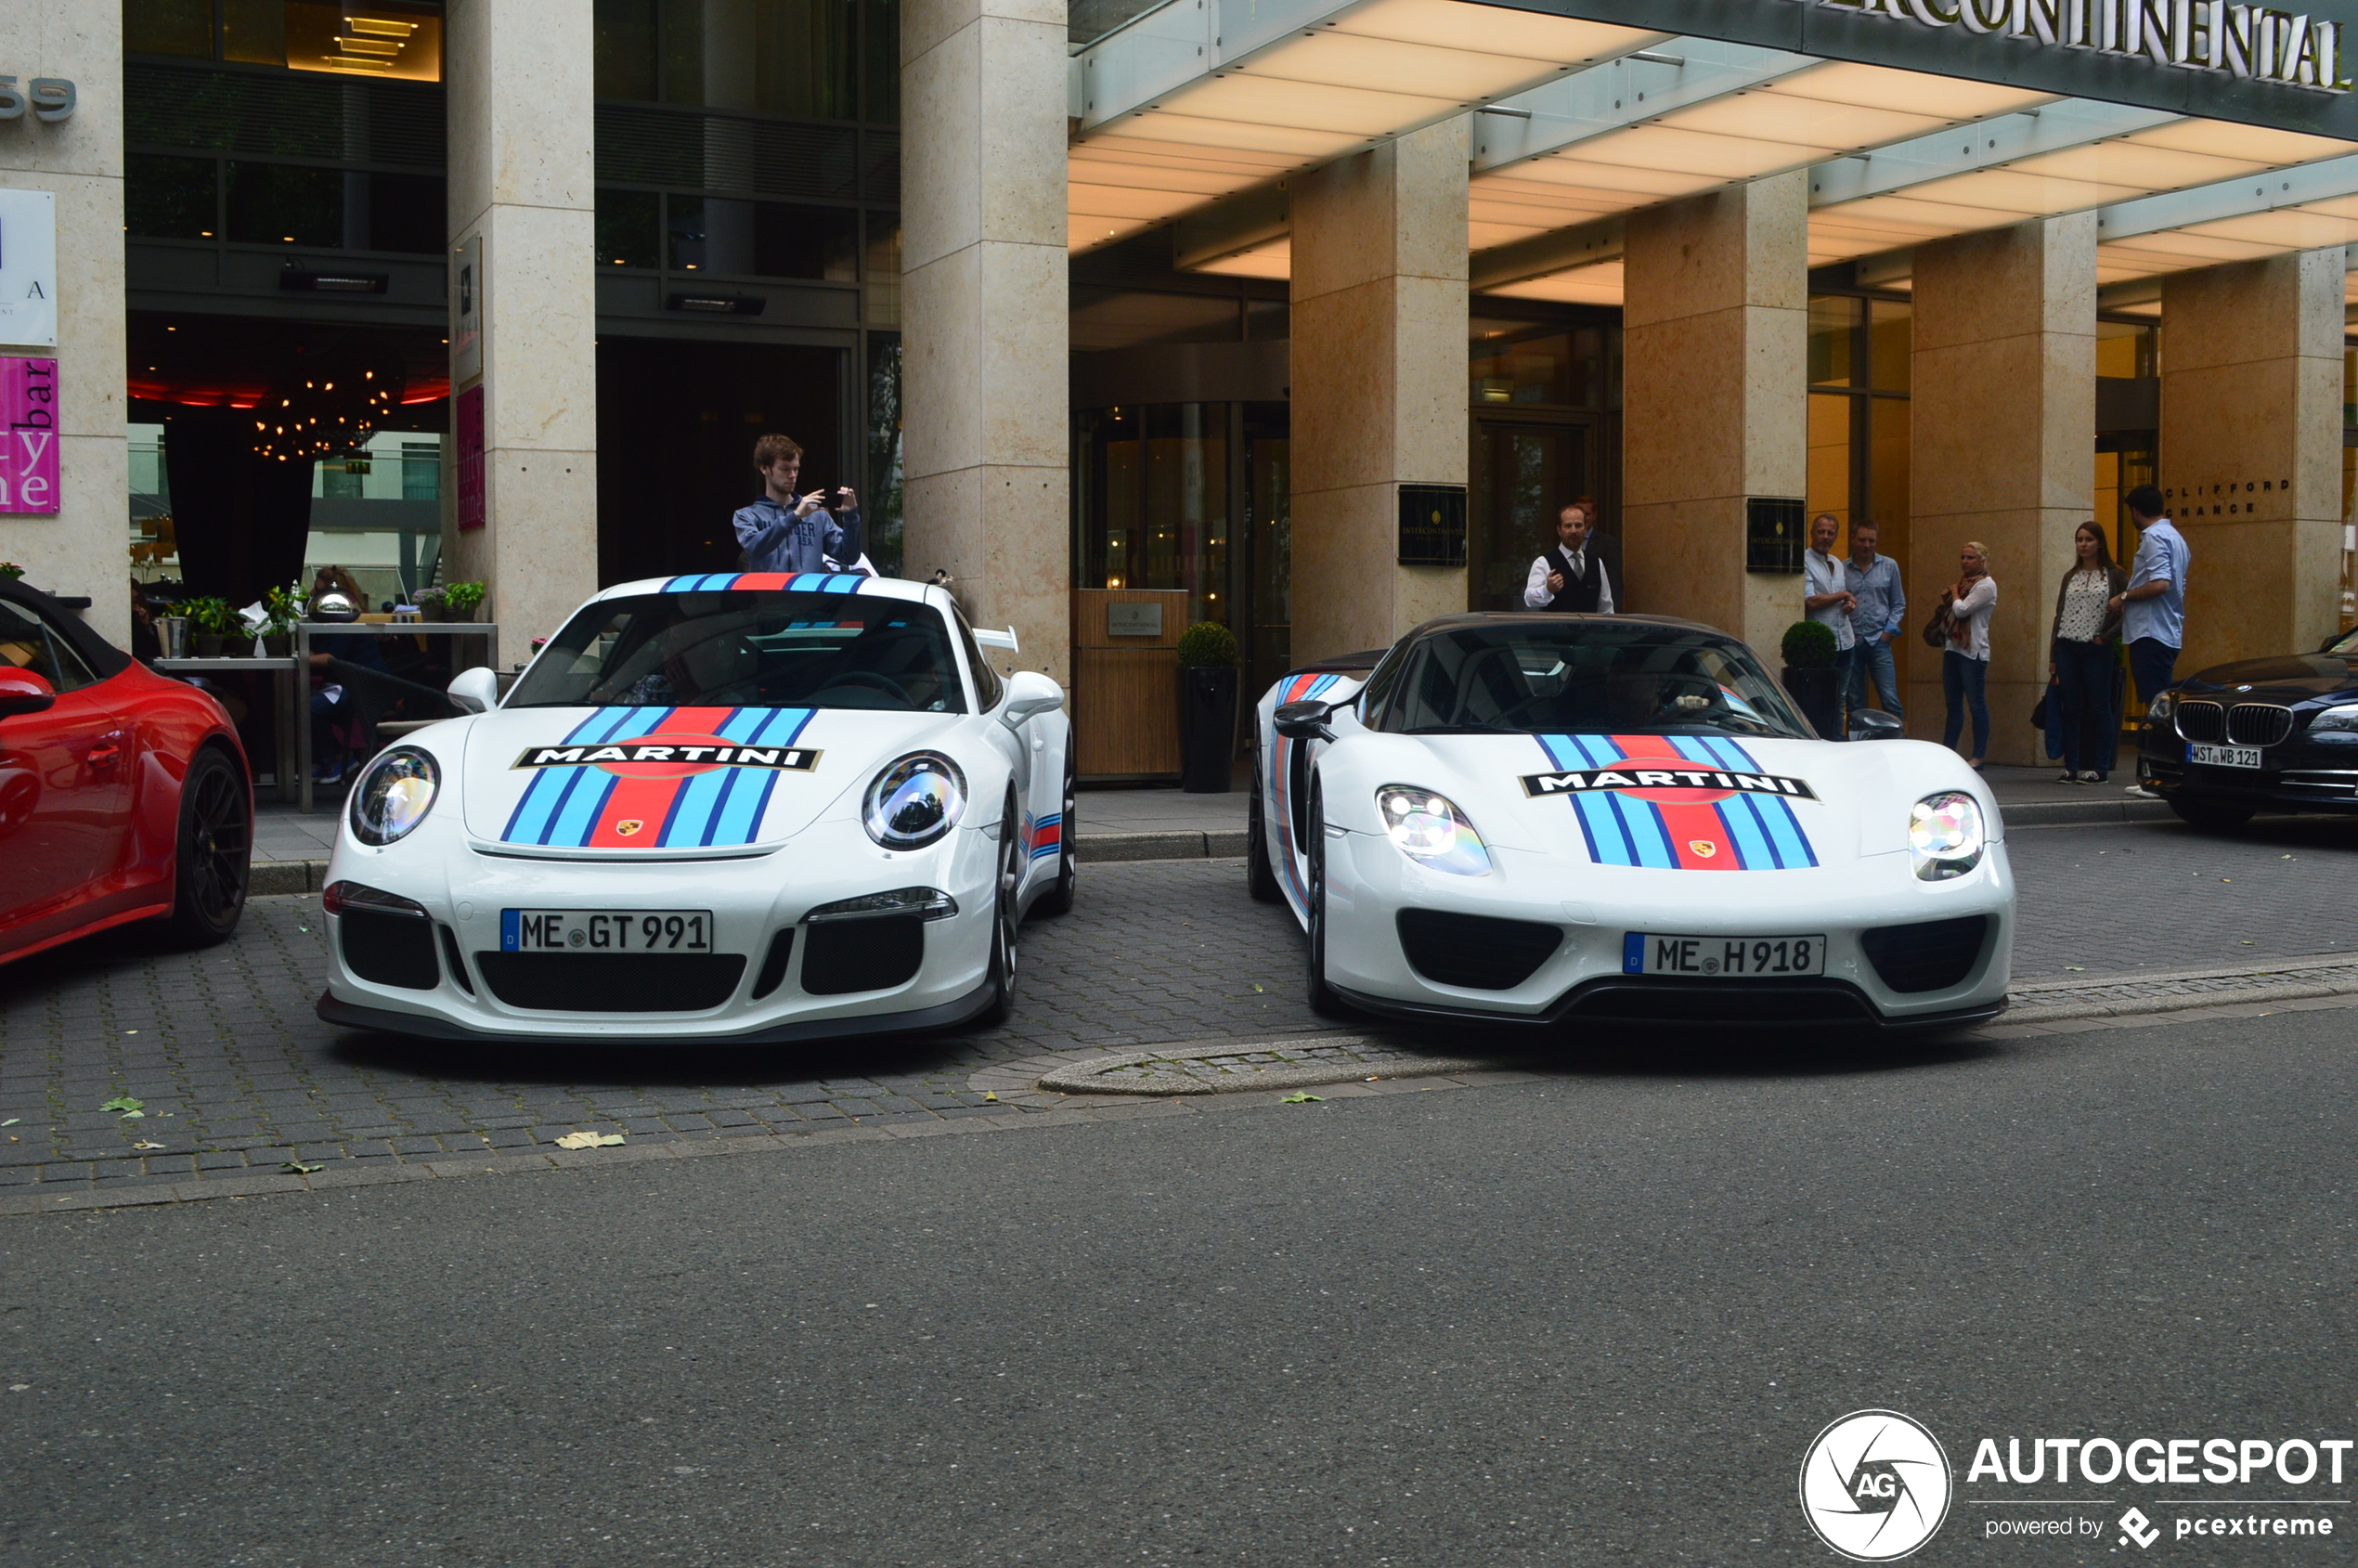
[733,434,869,574]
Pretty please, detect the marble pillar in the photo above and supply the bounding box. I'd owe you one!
[1910,214,2096,767]
[0,0,126,641]
[2159,250,2346,673]
[900,0,1069,683]
[444,0,600,653]
[1287,120,1470,663]
[1621,172,1808,672]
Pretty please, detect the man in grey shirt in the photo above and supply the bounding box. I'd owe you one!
[1843,522,1906,720]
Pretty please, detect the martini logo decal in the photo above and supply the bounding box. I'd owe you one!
[500,706,819,850]
[1530,732,1819,871]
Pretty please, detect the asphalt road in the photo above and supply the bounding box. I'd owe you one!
[5,1003,2355,1566]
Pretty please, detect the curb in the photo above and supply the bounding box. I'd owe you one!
[1034,1044,1498,1096]
[249,860,329,896]
[2001,797,2176,828]
[1076,830,1250,863]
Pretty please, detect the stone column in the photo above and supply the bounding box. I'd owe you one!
[1620,172,1807,671]
[1287,120,1470,663]
[2159,249,2346,672]
[444,0,599,653]
[0,2,126,641]
[1910,214,2096,766]
[900,0,1069,683]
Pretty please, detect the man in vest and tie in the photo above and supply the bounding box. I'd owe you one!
[1522,501,1615,613]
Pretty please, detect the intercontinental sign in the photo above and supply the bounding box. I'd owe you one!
[1798,0,2350,91]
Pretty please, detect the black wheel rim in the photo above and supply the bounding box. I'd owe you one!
[186,762,250,926]
[1061,765,1077,880]
[998,808,1020,987]
[1306,800,1326,978]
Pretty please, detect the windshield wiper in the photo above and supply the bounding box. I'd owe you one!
[1400,724,1523,735]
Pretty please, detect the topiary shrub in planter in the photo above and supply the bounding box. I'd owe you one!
[1176,620,1241,793]
[1780,620,1843,738]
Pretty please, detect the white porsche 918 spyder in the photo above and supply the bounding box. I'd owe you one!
[1247,614,2014,1030]
[315,572,1074,1043]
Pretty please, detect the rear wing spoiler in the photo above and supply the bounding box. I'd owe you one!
[974,627,1020,652]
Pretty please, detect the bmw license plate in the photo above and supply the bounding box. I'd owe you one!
[1626,933,1826,978]
[502,909,714,953]
[2187,743,2261,769]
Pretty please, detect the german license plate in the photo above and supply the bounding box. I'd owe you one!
[1625,932,1826,978]
[501,909,713,953]
[2188,743,2261,769]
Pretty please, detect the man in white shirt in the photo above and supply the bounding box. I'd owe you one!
[1803,512,1858,658]
[1522,502,1615,613]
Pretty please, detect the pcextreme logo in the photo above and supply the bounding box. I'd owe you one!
[1800,1409,1954,1562]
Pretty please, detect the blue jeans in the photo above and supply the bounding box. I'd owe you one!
[2053,639,2115,776]
[1942,650,1989,758]
[2128,637,2179,706]
[1844,635,1904,719]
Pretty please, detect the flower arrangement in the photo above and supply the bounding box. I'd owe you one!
[0,562,22,580]
[443,580,486,613]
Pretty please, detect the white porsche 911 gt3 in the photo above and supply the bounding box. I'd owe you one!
[1248,614,2014,1030]
[315,572,1074,1043]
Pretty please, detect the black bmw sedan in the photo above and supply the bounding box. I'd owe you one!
[2137,626,2358,829]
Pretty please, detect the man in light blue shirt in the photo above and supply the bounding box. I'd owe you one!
[2113,484,2187,706]
[1843,522,1905,720]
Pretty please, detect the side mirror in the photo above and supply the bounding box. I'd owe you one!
[447,666,502,715]
[1000,669,1064,728]
[1273,699,1334,742]
[0,667,57,719]
[1848,707,1904,742]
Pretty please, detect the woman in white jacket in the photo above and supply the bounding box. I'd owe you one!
[1939,541,1997,771]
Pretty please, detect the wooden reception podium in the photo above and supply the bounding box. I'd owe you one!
[1069,588,1190,781]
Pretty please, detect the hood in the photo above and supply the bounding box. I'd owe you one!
[2178,653,2358,704]
[460,704,969,856]
[1331,732,1974,867]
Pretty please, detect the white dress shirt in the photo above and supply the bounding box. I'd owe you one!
[1522,548,1614,613]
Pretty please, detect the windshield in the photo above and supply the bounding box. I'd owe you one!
[508,590,968,713]
[1372,622,1811,739]
[2332,628,2358,657]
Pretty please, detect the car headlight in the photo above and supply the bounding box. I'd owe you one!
[862,752,967,850]
[2146,691,2176,722]
[1908,791,1985,882]
[2308,703,2358,734]
[1375,784,1491,876]
[349,747,439,847]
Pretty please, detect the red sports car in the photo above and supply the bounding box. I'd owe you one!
[0,578,253,965]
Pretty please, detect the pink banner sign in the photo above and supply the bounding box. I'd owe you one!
[456,383,486,532]
[0,356,59,515]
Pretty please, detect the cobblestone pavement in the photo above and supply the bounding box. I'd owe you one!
[3,814,2353,1197]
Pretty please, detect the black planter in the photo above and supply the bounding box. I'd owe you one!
[1781,664,1843,740]
[1179,666,1239,793]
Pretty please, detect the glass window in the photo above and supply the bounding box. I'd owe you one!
[1374,621,1808,740]
[597,189,663,269]
[224,0,289,63]
[863,214,900,328]
[1073,403,1230,628]
[1468,323,1613,409]
[952,607,1004,711]
[125,0,215,57]
[2098,320,2158,380]
[1807,296,1859,387]
[866,332,903,577]
[661,0,855,118]
[509,590,969,713]
[367,174,445,253]
[1070,289,1239,352]
[1867,301,1911,394]
[286,0,443,79]
[1806,393,1850,536]
[862,0,898,123]
[127,155,218,240]
[0,600,100,693]
[596,0,660,98]
[668,196,857,279]
[401,442,441,501]
[225,162,343,246]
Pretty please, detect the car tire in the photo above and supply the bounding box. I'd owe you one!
[1031,750,1078,918]
[977,794,1021,1027]
[165,745,251,948]
[1247,738,1282,904]
[2168,795,2255,833]
[1303,784,1350,1019]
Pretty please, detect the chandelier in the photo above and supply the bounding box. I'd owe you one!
[252,366,403,463]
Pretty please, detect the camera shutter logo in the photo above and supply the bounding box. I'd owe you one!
[1799,1409,1952,1562]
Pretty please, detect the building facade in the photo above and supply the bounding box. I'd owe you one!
[4,0,2357,772]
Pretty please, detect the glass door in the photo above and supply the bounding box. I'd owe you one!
[1470,419,1593,612]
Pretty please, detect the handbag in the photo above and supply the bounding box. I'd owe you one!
[1921,604,1953,650]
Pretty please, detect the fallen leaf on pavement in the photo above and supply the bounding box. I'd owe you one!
[554,1131,625,1150]
[280,1161,322,1174]
[0,1120,16,1127]
[100,1096,146,1119]
[132,1141,164,1151]
[983,1092,998,1102]
[1280,1091,1323,1103]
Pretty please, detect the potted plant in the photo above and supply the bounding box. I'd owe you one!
[183,596,235,658]
[1175,619,1241,794]
[260,581,303,657]
[0,562,22,581]
[1781,620,1844,739]
[433,581,487,623]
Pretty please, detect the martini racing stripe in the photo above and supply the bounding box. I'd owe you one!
[1269,670,1351,907]
[1534,733,1818,870]
[1672,734,1817,869]
[580,706,736,849]
[1029,812,1063,862]
[660,572,868,594]
[652,706,818,849]
[502,707,671,845]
